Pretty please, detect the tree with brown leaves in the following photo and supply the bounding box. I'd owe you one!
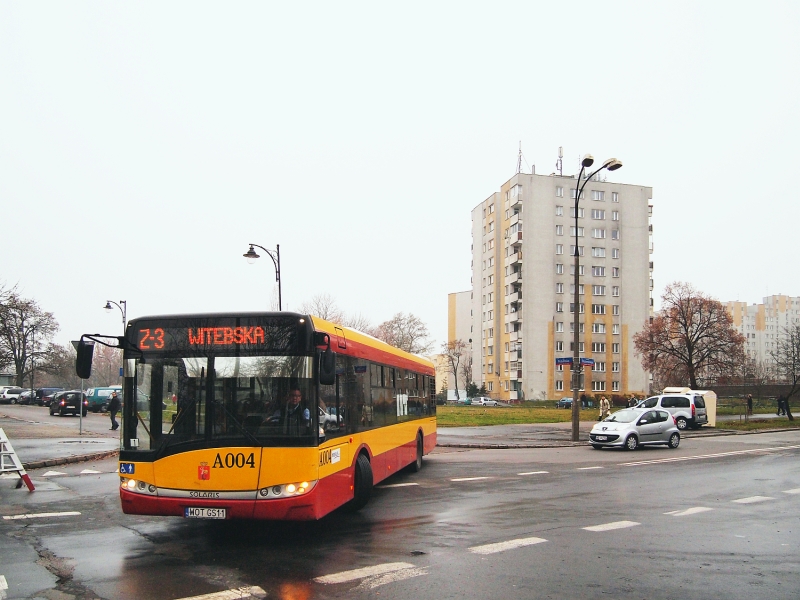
[633,282,745,390]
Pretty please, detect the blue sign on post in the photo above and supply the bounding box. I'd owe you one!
[580,358,595,366]
[555,357,573,365]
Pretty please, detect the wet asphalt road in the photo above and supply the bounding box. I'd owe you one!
[1,409,799,599]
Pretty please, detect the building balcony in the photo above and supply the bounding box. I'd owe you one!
[508,291,522,303]
[504,311,522,325]
[509,212,521,227]
[509,330,520,342]
[506,251,522,267]
[506,271,521,284]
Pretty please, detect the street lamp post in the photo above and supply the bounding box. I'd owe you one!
[243,243,282,310]
[571,155,623,442]
[104,300,127,334]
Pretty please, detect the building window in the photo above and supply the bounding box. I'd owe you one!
[569,284,585,295]
[556,225,564,235]
[612,192,619,202]
[556,187,564,197]
[612,381,620,391]
[556,263,564,274]
[488,382,493,392]
[570,226,584,237]
[556,283,564,294]
[592,304,606,315]
[612,362,620,373]
[592,228,606,239]
[556,205,564,216]
[592,361,606,372]
[557,363,564,372]
[570,245,584,256]
[612,248,620,259]
[593,285,606,296]
[569,303,585,314]
[592,381,606,392]
[592,266,605,277]
[570,207,585,218]
[556,322,564,332]
[570,265,585,276]
[612,304,619,315]
[570,342,585,353]
[592,342,606,353]
[612,324,620,334]
[555,380,564,391]
[592,247,606,257]
[556,302,564,312]
[488,221,494,232]
[488,275,493,284]
[555,341,564,352]
[611,229,620,240]
[556,244,564,255]
[612,267,620,278]
[612,343,620,353]
[571,188,578,199]
[489,203,495,213]
[591,190,605,201]
[592,323,606,334]
[612,211,619,221]
[591,209,605,220]
[612,286,620,297]
[569,323,585,333]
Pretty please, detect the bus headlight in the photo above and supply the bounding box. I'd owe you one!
[258,480,317,499]
[120,477,158,496]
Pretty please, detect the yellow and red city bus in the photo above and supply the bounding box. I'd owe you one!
[117,312,436,520]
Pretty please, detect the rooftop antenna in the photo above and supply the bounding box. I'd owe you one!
[517,141,522,174]
[556,146,563,176]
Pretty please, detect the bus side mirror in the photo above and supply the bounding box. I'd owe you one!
[319,348,335,386]
[75,340,96,379]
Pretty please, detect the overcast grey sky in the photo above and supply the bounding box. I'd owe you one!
[2,1,798,349]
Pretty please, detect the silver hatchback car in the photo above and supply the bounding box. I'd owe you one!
[589,408,681,451]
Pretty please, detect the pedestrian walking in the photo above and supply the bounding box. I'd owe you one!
[108,391,121,431]
[746,394,753,416]
[599,396,610,420]
[776,395,786,416]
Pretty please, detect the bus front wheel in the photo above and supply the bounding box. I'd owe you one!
[407,433,423,473]
[345,453,373,512]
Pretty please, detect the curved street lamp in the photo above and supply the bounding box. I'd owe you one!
[571,156,623,441]
[243,243,282,311]
[104,300,127,334]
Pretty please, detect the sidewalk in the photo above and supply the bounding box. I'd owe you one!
[0,412,119,470]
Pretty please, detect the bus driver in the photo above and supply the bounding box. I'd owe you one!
[266,388,310,434]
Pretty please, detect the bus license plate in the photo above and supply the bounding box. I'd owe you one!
[184,507,226,519]
[595,436,607,441]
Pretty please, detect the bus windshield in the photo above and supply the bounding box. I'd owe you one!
[124,355,319,454]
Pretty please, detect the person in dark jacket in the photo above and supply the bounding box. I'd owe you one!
[747,394,753,416]
[108,391,121,431]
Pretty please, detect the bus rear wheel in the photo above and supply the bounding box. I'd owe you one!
[345,453,373,512]
[407,433,423,473]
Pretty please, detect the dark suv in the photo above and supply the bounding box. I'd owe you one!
[36,387,64,407]
[49,390,88,417]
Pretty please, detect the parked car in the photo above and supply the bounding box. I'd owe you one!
[36,387,64,407]
[556,397,573,409]
[319,406,343,431]
[637,392,708,430]
[18,389,36,404]
[85,386,122,412]
[589,408,681,451]
[472,397,500,406]
[0,387,24,404]
[49,390,88,417]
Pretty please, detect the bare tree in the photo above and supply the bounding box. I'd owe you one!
[634,282,745,389]
[441,340,468,400]
[771,323,799,421]
[343,313,373,333]
[373,313,433,354]
[91,345,123,387]
[298,293,345,323]
[0,289,59,386]
[38,343,83,389]
[459,352,473,392]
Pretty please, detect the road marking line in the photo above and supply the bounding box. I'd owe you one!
[0,473,20,479]
[783,488,800,495]
[583,521,640,532]
[314,562,416,585]
[517,471,549,476]
[173,586,267,600]
[3,511,81,520]
[577,466,603,470]
[469,536,548,555]
[732,496,775,504]
[352,567,428,591]
[450,477,490,482]
[620,444,800,467]
[665,507,714,517]
[80,469,101,474]
[377,482,419,488]
[0,575,7,590]
[42,471,67,477]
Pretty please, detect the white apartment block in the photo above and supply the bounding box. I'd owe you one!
[727,295,800,367]
[466,171,653,401]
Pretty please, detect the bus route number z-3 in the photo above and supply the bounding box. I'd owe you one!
[213,452,255,469]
